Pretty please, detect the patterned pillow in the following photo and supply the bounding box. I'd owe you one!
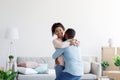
[18,61,39,68]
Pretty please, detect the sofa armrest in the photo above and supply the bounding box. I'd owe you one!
[91,62,101,77]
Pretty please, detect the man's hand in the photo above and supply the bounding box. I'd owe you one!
[70,39,80,47]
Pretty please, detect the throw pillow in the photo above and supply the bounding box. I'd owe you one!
[83,61,91,73]
[18,61,39,68]
[17,67,37,74]
[34,64,48,74]
[91,62,100,74]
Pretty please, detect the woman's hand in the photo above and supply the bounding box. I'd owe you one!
[70,39,80,46]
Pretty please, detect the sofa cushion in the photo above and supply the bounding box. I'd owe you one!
[18,61,39,68]
[18,73,56,80]
[17,57,55,69]
[83,61,91,73]
[82,56,98,62]
[81,73,97,79]
[48,69,55,74]
[34,64,48,74]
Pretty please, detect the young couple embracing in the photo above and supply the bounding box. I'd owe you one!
[51,23,83,80]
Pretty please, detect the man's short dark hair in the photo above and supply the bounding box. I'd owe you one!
[65,28,76,39]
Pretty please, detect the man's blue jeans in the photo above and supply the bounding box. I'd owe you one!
[57,72,81,80]
[55,65,65,80]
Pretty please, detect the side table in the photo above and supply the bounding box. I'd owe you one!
[103,71,120,80]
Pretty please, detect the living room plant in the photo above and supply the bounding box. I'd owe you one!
[113,55,120,69]
[9,55,14,62]
[0,70,17,80]
[101,61,109,70]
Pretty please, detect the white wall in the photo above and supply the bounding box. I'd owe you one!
[0,0,120,67]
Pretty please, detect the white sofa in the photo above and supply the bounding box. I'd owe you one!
[14,56,101,80]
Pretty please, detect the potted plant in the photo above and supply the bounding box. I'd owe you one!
[0,70,17,80]
[101,61,109,70]
[9,55,14,62]
[113,55,120,69]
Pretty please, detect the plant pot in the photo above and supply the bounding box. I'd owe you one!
[102,67,107,71]
[9,59,13,63]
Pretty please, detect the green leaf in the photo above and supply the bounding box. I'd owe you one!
[113,55,120,67]
[0,70,17,80]
[101,61,109,68]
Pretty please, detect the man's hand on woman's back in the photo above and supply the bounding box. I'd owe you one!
[70,39,80,47]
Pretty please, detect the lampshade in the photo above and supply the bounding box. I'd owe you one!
[5,27,19,40]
